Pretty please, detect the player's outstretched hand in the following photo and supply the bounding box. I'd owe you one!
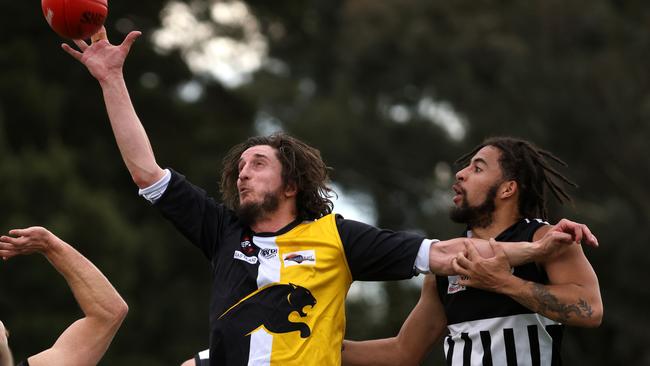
[0,226,59,260]
[61,26,142,83]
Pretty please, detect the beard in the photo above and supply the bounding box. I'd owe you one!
[237,189,281,227]
[449,183,499,229]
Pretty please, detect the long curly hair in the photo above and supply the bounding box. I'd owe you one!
[220,133,335,220]
[456,137,577,220]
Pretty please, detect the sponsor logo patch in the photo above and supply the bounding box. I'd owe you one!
[260,248,278,259]
[283,250,316,267]
[447,275,466,294]
[234,250,258,264]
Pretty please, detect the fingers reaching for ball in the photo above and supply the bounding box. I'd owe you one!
[91,26,108,44]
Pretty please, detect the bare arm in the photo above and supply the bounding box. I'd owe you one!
[429,218,598,275]
[0,321,13,366]
[61,28,165,188]
[453,238,603,328]
[0,227,129,366]
[342,275,446,366]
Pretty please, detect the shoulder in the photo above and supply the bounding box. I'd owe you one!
[521,218,551,241]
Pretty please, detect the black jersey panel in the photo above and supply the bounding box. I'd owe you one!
[336,215,423,281]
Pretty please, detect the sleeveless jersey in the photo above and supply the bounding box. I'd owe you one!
[437,219,565,366]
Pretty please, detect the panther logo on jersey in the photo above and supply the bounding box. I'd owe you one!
[218,283,317,338]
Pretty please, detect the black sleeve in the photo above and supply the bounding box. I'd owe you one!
[336,215,424,281]
[17,361,29,366]
[153,169,227,260]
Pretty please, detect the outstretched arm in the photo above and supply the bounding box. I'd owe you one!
[342,275,446,366]
[61,27,165,188]
[429,218,598,275]
[453,238,602,328]
[0,227,129,366]
[0,321,13,366]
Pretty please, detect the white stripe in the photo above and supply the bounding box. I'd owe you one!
[253,236,281,288]
[198,349,209,360]
[245,235,281,364]
[446,313,560,366]
[248,328,273,366]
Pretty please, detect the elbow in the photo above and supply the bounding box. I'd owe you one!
[108,298,129,327]
[566,299,603,328]
[393,340,424,366]
[586,302,604,328]
[115,299,129,323]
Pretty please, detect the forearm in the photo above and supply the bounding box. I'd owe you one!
[500,276,602,327]
[343,276,444,366]
[100,76,164,188]
[0,334,12,366]
[0,347,12,366]
[431,239,543,275]
[343,339,407,366]
[44,238,128,323]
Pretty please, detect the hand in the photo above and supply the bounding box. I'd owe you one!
[533,229,576,262]
[451,239,513,293]
[0,227,58,260]
[61,26,142,83]
[551,218,598,247]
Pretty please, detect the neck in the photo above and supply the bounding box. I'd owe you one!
[469,206,520,240]
[250,201,298,233]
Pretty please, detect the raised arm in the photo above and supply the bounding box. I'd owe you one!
[0,227,129,366]
[429,218,598,275]
[61,27,165,188]
[452,237,602,328]
[342,275,446,366]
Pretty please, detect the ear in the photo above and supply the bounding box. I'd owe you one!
[500,180,517,199]
[284,181,298,198]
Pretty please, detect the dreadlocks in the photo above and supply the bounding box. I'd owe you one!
[220,133,335,221]
[456,137,577,220]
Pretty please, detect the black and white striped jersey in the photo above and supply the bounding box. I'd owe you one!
[437,219,564,366]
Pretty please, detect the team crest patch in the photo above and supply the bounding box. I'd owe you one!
[240,234,258,256]
[447,275,466,294]
[283,250,316,267]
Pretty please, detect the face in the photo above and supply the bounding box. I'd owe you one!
[450,146,505,228]
[236,145,288,224]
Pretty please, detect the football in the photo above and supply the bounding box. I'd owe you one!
[42,0,108,40]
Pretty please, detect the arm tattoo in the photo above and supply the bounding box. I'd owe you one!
[528,283,593,322]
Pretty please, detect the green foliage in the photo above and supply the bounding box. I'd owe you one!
[1,0,648,364]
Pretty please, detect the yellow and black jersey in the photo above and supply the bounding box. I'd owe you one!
[155,170,424,366]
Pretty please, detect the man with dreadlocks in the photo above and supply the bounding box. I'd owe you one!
[343,137,603,366]
[63,28,598,365]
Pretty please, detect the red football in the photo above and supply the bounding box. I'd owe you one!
[41,0,108,40]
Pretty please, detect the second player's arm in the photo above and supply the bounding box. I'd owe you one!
[429,218,597,275]
[454,226,603,328]
[1,227,129,366]
[501,225,602,327]
[342,275,446,366]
